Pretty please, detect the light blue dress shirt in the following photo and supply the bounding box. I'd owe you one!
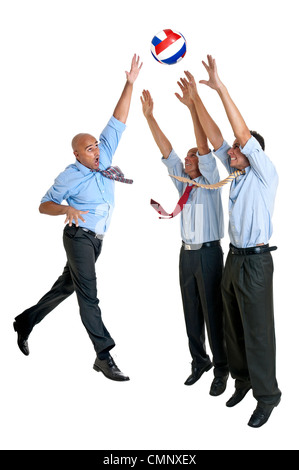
[162,149,224,244]
[41,116,126,234]
[215,136,278,248]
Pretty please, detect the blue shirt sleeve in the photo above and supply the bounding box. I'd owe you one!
[161,149,185,194]
[197,151,220,184]
[98,115,126,170]
[214,140,233,174]
[240,136,278,187]
[41,169,71,204]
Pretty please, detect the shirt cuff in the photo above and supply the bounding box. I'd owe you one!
[214,140,229,154]
[161,148,178,167]
[40,195,60,204]
[240,136,260,156]
[196,150,213,163]
[109,115,127,131]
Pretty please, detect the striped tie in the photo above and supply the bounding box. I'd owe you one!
[169,169,245,189]
[100,166,133,184]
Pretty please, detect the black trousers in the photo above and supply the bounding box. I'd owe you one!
[222,249,281,406]
[15,225,115,357]
[179,244,228,377]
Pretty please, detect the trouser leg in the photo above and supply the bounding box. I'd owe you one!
[238,253,281,405]
[222,250,281,405]
[222,252,251,389]
[15,262,74,336]
[196,245,228,377]
[179,247,211,368]
[63,227,115,357]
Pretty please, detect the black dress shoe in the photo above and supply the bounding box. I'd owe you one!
[226,386,251,407]
[248,400,280,428]
[209,375,228,396]
[13,322,29,356]
[184,362,213,386]
[93,355,130,381]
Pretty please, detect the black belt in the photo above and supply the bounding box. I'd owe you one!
[182,240,220,250]
[230,243,277,255]
[71,224,104,240]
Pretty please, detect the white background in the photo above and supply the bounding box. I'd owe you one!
[1,0,298,451]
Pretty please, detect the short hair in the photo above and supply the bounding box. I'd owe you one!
[250,130,265,151]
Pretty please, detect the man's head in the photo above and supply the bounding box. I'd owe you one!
[228,131,265,170]
[72,133,99,170]
[184,148,202,179]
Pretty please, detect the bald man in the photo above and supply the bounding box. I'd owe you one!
[13,55,142,381]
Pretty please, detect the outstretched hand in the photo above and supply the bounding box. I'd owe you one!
[175,76,195,108]
[140,89,154,118]
[199,55,223,90]
[175,71,200,106]
[126,54,143,84]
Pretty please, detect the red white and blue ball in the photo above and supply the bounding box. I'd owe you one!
[151,29,187,65]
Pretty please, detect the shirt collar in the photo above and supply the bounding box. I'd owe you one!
[75,159,94,176]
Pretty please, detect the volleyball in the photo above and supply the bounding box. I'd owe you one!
[151,29,187,65]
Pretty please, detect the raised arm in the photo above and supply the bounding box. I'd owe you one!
[175,76,209,155]
[183,71,224,151]
[113,54,143,123]
[199,55,251,147]
[140,89,172,159]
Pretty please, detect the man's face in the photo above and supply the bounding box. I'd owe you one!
[228,140,250,170]
[184,148,201,178]
[73,134,100,170]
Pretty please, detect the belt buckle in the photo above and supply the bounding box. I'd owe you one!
[185,244,191,250]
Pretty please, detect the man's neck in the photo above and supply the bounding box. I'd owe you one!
[187,170,201,180]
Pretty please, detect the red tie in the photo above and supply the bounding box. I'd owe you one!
[150,185,193,219]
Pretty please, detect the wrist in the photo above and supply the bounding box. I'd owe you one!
[145,113,154,121]
[188,102,196,111]
[216,82,226,96]
[197,145,210,155]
